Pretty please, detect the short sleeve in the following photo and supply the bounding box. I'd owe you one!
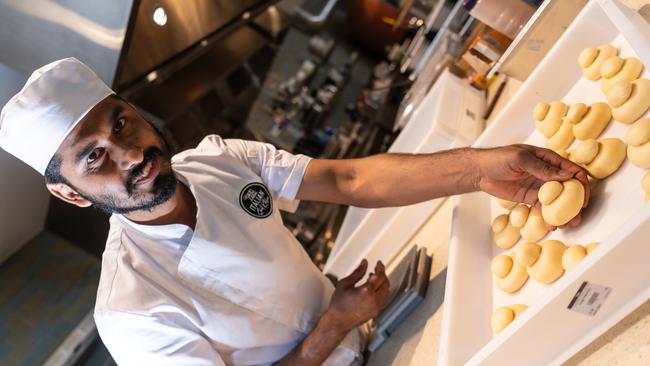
[196,135,311,212]
[95,310,225,366]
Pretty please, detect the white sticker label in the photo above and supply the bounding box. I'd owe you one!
[568,281,612,316]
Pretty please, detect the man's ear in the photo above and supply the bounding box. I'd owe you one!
[46,183,92,208]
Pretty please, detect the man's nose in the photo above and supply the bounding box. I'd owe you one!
[115,144,144,171]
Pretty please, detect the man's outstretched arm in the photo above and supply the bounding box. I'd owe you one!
[297,144,589,225]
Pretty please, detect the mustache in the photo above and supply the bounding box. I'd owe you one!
[126,147,162,195]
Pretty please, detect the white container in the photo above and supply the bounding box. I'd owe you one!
[464,0,536,39]
[325,70,484,279]
[439,1,650,365]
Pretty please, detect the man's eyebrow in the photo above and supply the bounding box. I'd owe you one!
[75,141,98,165]
[73,104,124,166]
[110,105,123,127]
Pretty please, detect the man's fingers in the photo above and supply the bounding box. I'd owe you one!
[523,147,591,209]
[376,280,390,303]
[339,259,368,288]
[361,261,389,292]
[532,146,583,175]
[524,152,573,182]
[368,261,385,276]
[528,146,591,181]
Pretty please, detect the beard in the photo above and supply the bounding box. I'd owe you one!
[80,146,178,215]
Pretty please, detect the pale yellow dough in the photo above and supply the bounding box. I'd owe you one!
[492,214,521,249]
[565,102,612,140]
[562,243,599,271]
[643,171,650,200]
[515,240,567,284]
[579,45,618,80]
[509,204,548,242]
[605,79,650,124]
[626,118,650,168]
[546,119,575,152]
[572,138,627,179]
[491,304,528,334]
[600,56,644,93]
[492,254,529,293]
[534,101,568,138]
[498,198,517,210]
[538,179,585,226]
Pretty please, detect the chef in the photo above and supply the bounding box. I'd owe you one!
[0,58,589,366]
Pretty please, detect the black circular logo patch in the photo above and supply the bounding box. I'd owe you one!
[239,182,273,218]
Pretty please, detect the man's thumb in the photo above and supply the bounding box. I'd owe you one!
[339,259,368,288]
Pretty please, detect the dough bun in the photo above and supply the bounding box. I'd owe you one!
[534,101,568,138]
[572,138,626,179]
[605,79,650,124]
[491,304,528,334]
[515,240,567,284]
[565,102,612,140]
[626,118,650,168]
[492,213,521,249]
[643,171,650,200]
[538,179,585,226]
[579,45,618,80]
[562,243,599,271]
[600,56,644,93]
[498,198,517,210]
[509,204,548,242]
[492,254,529,293]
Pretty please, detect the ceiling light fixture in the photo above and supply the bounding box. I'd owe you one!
[152,6,167,26]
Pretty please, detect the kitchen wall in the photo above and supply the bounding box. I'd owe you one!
[0,63,50,264]
[0,0,133,85]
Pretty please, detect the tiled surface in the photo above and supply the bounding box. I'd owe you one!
[367,199,453,365]
[0,231,101,366]
[564,299,650,366]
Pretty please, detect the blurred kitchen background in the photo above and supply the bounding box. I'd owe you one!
[0,0,557,365]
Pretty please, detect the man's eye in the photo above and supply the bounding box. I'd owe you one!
[88,148,104,164]
[113,117,126,132]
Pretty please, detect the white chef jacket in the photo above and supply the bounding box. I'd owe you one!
[93,135,365,366]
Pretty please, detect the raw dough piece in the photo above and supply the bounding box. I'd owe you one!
[586,242,599,253]
[643,171,650,200]
[491,304,528,334]
[572,138,627,179]
[600,56,644,93]
[546,119,575,152]
[565,102,612,140]
[515,240,567,284]
[509,204,548,242]
[492,254,529,293]
[492,214,521,249]
[605,79,650,124]
[562,243,599,271]
[538,179,585,226]
[534,102,568,138]
[498,198,517,210]
[626,118,650,168]
[578,45,618,80]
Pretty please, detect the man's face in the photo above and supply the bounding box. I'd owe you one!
[51,95,176,214]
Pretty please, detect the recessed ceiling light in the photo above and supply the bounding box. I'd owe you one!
[146,71,158,82]
[152,6,167,26]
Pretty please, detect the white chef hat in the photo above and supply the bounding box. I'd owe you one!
[0,58,114,175]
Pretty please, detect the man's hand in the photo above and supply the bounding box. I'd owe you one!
[474,144,590,226]
[274,260,389,366]
[325,259,390,333]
